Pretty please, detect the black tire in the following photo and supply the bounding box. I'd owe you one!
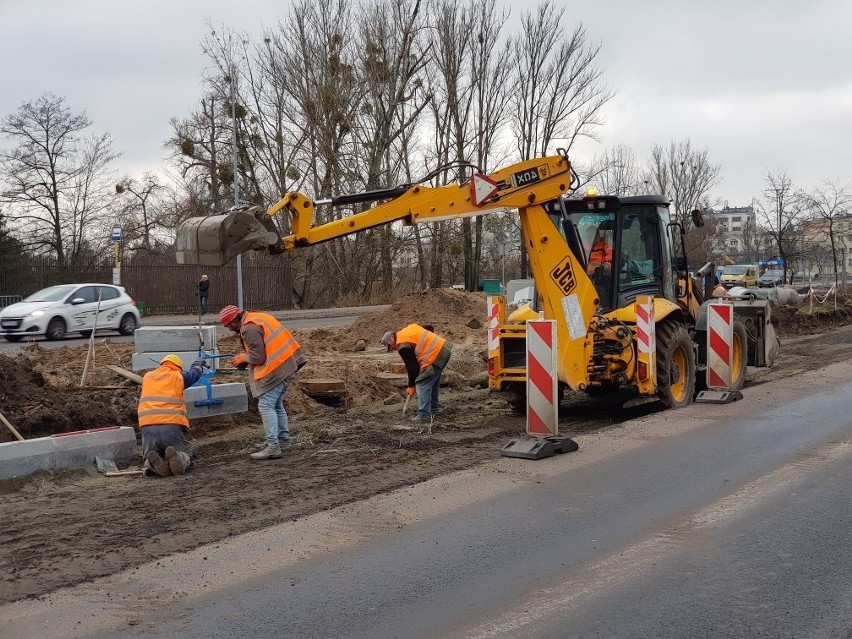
[119,313,138,336]
[3,335,23,342]
[46,317,66,341]
[656,321,696,409]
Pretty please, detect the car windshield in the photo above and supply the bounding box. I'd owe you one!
[723,266,747,275]
[763,270,783,278]
[23,285,78,302]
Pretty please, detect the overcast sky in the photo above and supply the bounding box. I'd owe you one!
[2,0,850,212]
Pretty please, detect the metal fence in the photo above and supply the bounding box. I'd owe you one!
[0,294,22,309]
[0,253,293,315]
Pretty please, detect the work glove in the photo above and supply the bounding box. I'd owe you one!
[406,386,416,398]
[191,360,205,372]
[231,353,249,370]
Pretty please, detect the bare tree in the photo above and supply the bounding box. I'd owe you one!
[167,94,233,216]
[353,0,431,289]
[509,2,612,160]
[0,94,119,267]
[586,143,644,196]
[115,173,165,251]
[645,139,722,228]
[799,181,852,287]
[756,170,803,274]
[508,2,611,276]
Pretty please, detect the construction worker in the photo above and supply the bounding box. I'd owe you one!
[712,276,728,297]
[219,305,307,460]
[587,234,613,274]
[380,324,452,423]
[138,354,205,477]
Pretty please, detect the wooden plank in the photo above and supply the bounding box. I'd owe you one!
[299,378,346,392]
[105,469,144,477]
[105,365,143,385]
[372,372,408,387]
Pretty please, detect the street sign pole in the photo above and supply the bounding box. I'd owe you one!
[111,226,122,285]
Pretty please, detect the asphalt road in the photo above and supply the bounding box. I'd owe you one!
[5,354,852,639]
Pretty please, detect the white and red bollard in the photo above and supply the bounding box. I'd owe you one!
[695,301,742,404]
[707,301,733,389]
[526,318,558,437]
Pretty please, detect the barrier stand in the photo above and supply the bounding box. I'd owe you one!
[501,317,578,459]
[695,301,742,404]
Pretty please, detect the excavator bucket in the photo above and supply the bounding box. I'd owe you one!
[175,206,280,266]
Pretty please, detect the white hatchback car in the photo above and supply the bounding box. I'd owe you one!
[0,283,140,342]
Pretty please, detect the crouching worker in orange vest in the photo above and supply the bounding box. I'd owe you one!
[381,324,452,424]
[220,305,308,460]
[137,354,205,477]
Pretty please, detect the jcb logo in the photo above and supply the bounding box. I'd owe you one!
[550,256,576,295]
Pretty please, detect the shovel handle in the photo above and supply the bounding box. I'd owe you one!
[402,393,411,415]
[0,410,24,441]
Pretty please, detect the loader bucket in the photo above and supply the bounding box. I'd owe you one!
[175,207,280,266]
[729,299,779,368]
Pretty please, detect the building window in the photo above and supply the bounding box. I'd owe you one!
[733,216,741,222]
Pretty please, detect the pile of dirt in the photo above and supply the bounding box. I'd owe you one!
[299,288,488,352]
[0,353,138,442]
[771,295,852,337]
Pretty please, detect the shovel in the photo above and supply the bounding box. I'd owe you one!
[402,392,411,415]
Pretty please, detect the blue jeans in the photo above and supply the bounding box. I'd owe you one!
[257,378,292,445]
[416,365,443,418]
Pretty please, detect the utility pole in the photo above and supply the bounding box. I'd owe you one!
[230,64,244,309]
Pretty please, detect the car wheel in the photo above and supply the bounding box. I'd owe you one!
[46,317,67,340]
[3,335,23,342]
[119,313,138,335]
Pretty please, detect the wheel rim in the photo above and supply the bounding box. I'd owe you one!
[48,321,64,339]
[121,316,136,333]
[670,347,687,402]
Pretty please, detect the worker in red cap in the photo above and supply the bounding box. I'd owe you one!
[220,305,307,460]
[137,354,205,477]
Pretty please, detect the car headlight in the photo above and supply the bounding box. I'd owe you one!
[29,310,45,317]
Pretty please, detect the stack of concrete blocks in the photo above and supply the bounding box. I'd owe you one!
[133,325,248,418]
[132,325,219,372]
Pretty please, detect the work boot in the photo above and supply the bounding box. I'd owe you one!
[250,443,282,460]
[278,438,292,451]
[164,446,188,476]
[145,451,172,477]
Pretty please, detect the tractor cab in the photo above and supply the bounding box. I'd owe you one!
[547,191,679,313]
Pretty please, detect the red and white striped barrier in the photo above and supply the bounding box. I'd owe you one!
[487,296,499,354]
[635,296,656,383]
[707,302,733,389]
[526,319,558,436]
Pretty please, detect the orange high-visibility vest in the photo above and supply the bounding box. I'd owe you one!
[242,311,301,380]
[587,239,613,269]
[395,324,446,367]
[138,365,189,428]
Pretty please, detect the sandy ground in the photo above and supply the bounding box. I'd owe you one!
[1,291,851,604]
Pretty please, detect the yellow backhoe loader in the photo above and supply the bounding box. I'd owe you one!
[175,152,778,409]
